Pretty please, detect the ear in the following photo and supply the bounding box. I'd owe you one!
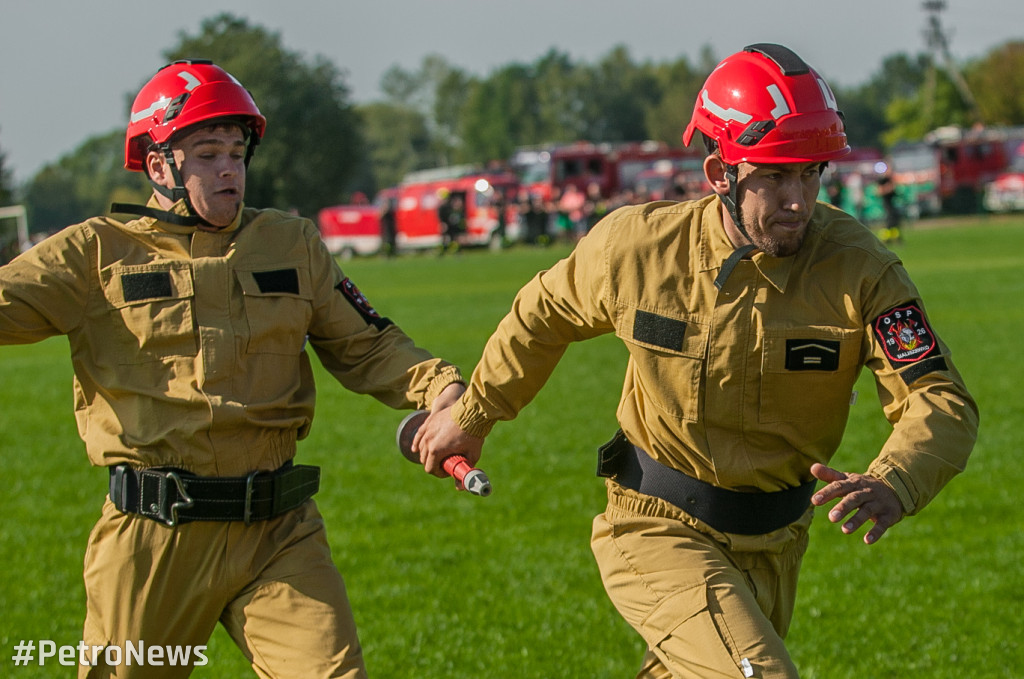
[703,155,730,196]
[145,150,173,189]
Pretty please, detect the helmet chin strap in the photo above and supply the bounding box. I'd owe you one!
[150,146,190,204]
[714,163,757,290]
[116,126,258,227]
[110,144,207,227]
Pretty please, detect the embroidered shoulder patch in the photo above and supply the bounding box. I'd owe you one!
[337,277,391,330]
[873,303,937,368]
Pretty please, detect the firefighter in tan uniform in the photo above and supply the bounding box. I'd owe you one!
[0,61,465,678]
[415,44,978,678]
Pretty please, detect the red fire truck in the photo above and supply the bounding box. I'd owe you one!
[983,140,1024,213]
[890,125,1024,215]
[318,166,519,257]
[512,141,705,201]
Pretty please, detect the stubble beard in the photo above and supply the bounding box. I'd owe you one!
[743,217,806,257]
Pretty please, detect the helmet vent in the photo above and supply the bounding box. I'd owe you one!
[744,43,810,76]
[736,120,776,146]
[163,93,189,123]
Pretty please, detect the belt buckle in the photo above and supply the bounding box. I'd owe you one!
[243,470,261,525]
[163,471,194,527]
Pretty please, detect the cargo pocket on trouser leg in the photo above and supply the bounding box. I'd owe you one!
[639,583,740,679]
[591,504,800,678]
[643,581,799,679]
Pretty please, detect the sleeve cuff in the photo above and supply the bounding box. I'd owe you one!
[424,364,465,409]
[866,461,918,515]
[450,396,497,438]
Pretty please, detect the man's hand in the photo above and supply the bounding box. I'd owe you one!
[431,382,466,412]
[413,390,484,478]
[810,463,904,545]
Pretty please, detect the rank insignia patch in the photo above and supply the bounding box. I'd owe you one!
[785,339,840,371]
[873,303,937,368]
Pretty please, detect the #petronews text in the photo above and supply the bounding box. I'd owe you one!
[11,639,208,667]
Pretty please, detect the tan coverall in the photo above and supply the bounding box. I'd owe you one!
[450,195,978,678]
[0,198,463,678]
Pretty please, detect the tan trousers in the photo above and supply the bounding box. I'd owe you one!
[80,499,366,679]
[591,484,809,679]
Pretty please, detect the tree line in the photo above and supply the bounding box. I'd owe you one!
[3,13,1024,237]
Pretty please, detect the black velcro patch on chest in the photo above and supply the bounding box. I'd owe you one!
[121,271,173,302]
[633,310,687,351]
[252,269,300,295]
[785,339,841,371]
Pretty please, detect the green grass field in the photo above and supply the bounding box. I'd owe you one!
[1,214,1021,678]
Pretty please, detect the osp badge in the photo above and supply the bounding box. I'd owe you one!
[873,303,937,368]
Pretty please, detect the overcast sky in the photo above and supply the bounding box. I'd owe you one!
[2,0,1022,184]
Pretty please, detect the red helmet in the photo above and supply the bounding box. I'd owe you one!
[124,60,266,171]
[682,44,849,165]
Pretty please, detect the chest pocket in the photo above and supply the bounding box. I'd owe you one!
[616,307,709,422]
[759,326,863,423]
[100,263,197,364]
[235,266,313,355]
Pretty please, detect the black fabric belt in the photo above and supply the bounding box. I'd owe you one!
[109,461,320,527]
[597,431,816,535]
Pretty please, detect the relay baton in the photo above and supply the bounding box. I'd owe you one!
[396,411,492,497]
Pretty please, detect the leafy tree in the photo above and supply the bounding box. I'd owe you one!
[0,135,14,206]
[532,49,590,143]
[380,64,422,108]
[832,53,930,150]
[22,131,149,235]
[1,135,20,262]
[883,70,972,146]
[22,165,84,237]
[832,91,889,152]
[380,55,471,168]
[458,64,542,163]
[432,65,473,165]
[357,102,433,190]
[165,13,365,216]
[22,23,1024,218]
[645,56,706,146]
[967,41,1024,126]
[583,45,661,143]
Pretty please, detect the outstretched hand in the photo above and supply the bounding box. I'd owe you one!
[810,463,904,545]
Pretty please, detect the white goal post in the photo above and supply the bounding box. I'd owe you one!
[0,204,29,263]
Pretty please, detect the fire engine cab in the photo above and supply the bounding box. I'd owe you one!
[890,126,1024,215]
[513,141,704,201]
[983,140,1024,213]
[318,166,519,257]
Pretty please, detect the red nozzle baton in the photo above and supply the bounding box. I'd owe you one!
[396,411,492,497]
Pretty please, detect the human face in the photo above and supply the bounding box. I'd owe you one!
[731,161,822,257]
[152,124,247,229]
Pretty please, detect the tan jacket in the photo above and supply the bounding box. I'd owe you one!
[0,200,462,476]
[453,195,977,517]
